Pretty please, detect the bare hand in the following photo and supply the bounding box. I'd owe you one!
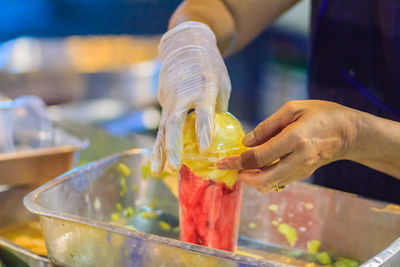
[217,100,359,193]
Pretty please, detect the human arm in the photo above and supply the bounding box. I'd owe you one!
[217,100,400,193]
[169,0,299,56]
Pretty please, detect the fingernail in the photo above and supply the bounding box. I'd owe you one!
[242,132,255,146]
[198,133,211,153]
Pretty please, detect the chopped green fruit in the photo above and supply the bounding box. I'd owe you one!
[125,225,137,231]
[268,204,279,212]
[159,221,171,231]
[278,223,298,246]
[160,170,171,179]
[335,257,359,267]
[141,162,151,179]
[111,212,120,222]
[248,222,256,229]
[115,203,122,211]
[120,177,127,197]
[307,240,321,254]
[305,202,314,210]
[118,163,131,176]
[334,262,347,267]
[172,226,180,233]
[316,252,332,265]
[125,207,135,217]
[140,211,158,219]
[131,184,139,192]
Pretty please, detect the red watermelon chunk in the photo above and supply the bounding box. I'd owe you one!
[179,165,243,252]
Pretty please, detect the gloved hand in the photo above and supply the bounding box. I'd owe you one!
[151,21,231,176]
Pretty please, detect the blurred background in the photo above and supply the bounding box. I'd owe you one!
[0,0,311,138]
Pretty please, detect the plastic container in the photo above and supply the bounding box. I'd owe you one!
[179,112,247,252]
[0,95,54,153]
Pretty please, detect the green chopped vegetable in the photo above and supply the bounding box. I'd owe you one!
[141,162,151,179]
[140,211,158,219]
[307,240,321,254]
[111,212,120,222]
[115,203,122,211]
[248,222,256,229]
[159,221,171,231]
[125,225,137,231]
[125,207,135,217]
[335,257,359,267]
[268,204,279,212]
[316,252,332,265]
[172,226,180,233]
[119,177,127,197]
[334,262,347,267]
[278,223,298,246]
[118,163,131,176]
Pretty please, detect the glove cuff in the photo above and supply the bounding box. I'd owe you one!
[159,21,217,59]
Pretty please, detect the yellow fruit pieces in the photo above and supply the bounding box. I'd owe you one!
[182,112,247,186]
[307,240,321,254]
[278,223,298,247]
[118,163,131,176]
[159,221,171,231]
[316,252,332,265]
[268,204,279,212]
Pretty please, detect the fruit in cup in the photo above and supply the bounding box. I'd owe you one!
[179,112,246,251]
[182,112,247,187]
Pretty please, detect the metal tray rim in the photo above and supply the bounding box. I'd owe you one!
[0,236,50,264]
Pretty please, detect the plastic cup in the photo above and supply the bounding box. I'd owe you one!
[0,95,54,153]
[178,112,247,252]
[178,163,243,252]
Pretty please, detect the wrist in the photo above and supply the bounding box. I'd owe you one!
[159,21,218,60]
[337,107,365,162]
[168,0,235,56]
[342,109,377,163]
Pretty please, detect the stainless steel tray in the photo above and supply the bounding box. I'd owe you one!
[24,149,400,266]
[0,127,88,266]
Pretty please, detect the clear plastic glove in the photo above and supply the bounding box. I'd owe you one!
[151,21,231,176]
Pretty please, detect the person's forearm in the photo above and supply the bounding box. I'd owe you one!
[169,0,298,56]
[348,111,400,178]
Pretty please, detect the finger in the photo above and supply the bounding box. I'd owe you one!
[237,152,301,192]
[195,86,217,153]
[243,101,303,147]
[165,108,187,171]
[151,123,166,176]
[218,124,296,170]
[215,68,231,112]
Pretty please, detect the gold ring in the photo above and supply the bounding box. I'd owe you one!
[274,183,285,192]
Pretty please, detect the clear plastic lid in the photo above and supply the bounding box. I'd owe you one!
[182,112,247,186]
[0,95,54,153]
